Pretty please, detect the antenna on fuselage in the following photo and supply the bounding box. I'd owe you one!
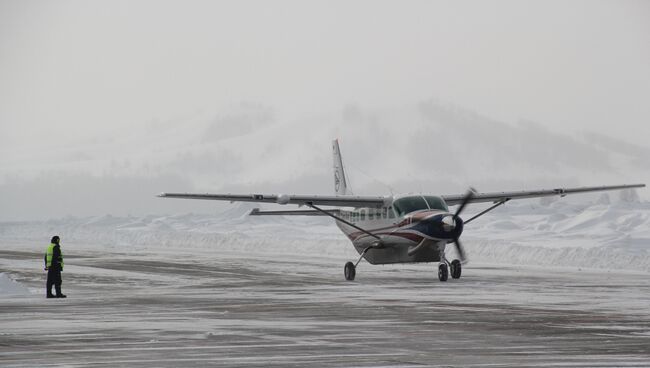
[333,139,394,196]
[346,161,395,196]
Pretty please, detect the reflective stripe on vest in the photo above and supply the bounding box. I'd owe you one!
[45,243,55,267]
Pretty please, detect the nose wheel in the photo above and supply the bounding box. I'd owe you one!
[438,263,448,281]
[438,259,462,281]
[450,259,462,279]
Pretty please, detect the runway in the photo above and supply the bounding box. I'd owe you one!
[1,243,649,367]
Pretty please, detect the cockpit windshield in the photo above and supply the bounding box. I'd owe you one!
[393,196,428,216]
[392,195,449,216]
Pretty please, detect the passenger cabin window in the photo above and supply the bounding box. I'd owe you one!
[360,210,365,221]
[382,207,387,219]
[424,196,449,211]
[369,210,374,220]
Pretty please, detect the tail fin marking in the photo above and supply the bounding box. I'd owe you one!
[332,139,348,195]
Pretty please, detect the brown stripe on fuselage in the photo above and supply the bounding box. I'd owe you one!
[349,231,425,243]
[343,209,444,241]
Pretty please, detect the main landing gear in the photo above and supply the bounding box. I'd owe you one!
[344,246,374,281]
[344,261,356,281]
[344,245,463,282]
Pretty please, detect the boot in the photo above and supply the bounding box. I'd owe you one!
[55,285,66,298]
[45,282,54,298]
[46,285,54,298]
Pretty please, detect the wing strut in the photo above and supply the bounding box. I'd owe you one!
[306,203,381,240]
[464,199,510,225]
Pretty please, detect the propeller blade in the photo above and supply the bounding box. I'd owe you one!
[454,237,467,263]
[454,187,476,218]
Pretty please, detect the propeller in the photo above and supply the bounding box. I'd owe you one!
[452,188,476,263]
[454,187,476,218]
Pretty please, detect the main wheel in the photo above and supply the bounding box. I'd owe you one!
[450,259,462,279]
[438,263,448,282]
[344,261,356,281]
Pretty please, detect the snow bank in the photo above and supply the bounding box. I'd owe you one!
[0,273,32,296]
[1,199,649,271]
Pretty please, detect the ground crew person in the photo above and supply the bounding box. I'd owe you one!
[44,235,66,298]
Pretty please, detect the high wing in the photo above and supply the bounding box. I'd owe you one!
[158,184,644,209]
[442,184,645,206]
[157,193,388,208]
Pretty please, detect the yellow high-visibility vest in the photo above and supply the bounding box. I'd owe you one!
[45,243,63,269]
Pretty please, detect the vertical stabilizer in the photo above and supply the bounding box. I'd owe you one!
[332,139,348,195]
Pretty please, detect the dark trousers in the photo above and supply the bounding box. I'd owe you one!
[46,268,62,296]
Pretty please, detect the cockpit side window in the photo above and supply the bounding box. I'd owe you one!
[424,196,449,211]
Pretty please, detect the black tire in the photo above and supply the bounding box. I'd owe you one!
[344,261,356,281]
[451,259,462,279]
[438,263,448,282]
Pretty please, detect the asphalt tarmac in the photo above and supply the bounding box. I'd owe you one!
[1,246,649,367]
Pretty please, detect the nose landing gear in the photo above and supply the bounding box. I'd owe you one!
[438,246,462,282]
[450,259,462,279]
[438,263,448,281]
[438,260,462,281]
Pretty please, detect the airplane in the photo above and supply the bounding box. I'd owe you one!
[158,140,645,282]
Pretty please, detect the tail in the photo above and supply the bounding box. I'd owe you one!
[332,139,348,195]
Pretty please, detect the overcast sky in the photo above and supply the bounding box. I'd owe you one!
[1,0,649,220]
[2,0,649,144]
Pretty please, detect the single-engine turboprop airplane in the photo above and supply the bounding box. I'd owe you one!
[159,140,645,282]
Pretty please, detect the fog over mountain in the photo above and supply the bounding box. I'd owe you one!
[1,0,648,220]
[1,101,648,221]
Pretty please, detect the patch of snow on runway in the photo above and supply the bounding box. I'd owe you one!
[0,273,32,296]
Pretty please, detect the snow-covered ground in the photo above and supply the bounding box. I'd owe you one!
[1,242,649,367]
[0,273,31,296]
